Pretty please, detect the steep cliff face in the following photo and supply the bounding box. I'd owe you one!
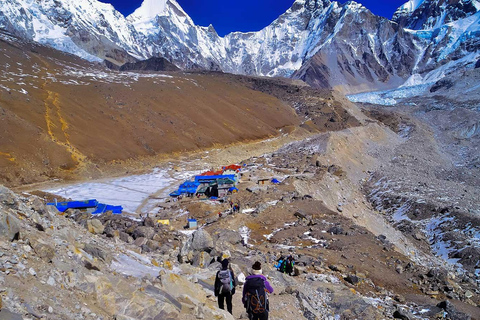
[0,0,478,92]
[291,2,422,93]
[393,0,480,30]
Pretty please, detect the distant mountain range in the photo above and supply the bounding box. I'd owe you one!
[0,0,479,93]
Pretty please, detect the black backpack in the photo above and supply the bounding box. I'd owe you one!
[244,277,269,314]
[218,270,233,294]
[285,259,294,274]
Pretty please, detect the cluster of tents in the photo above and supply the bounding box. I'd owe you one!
[170,164,242,199]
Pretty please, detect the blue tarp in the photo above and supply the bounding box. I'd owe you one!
[46,199,98,212]
[105,205,123,214]
[92,203,106,214]
[92,204,123,215]
[229,187,239,192]
[271,178,281,184]
[194,174,236,183]
[176,181,200,195]
[47,199,122,214]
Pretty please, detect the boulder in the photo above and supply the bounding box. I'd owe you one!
[0,186,19,209]
[119,232,133,243]
[87,219,105,234]
[191,229,214,252]
[437,300,471,320]
[144,217,156,227]
[393,307,412,320]
[83,243,112,263]
[0,212,20,241]
[0,309,24,320]
[294,266,306,276]
[328,226,344,235]
[28,197,47,216]
[29,237,55,262]
[344,275,359,285]
[145,240,160,251]
[132,226,156,240]
[192,251,211,268]
[475,59,480,69]
[134,237,148,247]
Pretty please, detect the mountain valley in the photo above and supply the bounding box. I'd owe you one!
[0,0,479,319]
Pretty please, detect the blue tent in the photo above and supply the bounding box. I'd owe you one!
[229,187,239,193]
[271,178,281,184]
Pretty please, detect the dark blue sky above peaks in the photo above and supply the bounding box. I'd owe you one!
[106,0,407,36]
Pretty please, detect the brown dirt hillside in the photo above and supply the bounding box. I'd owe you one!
[0,32,362,188]
[0,33,305,187]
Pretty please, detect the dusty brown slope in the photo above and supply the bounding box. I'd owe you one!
[0,33,304,187]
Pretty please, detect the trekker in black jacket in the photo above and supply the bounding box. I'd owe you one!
[214,259,236,314]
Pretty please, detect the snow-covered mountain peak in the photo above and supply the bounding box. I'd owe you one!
[398,0,426,14]
[127,0,193,26]
[128,0,168,22]
[394,0,480,29]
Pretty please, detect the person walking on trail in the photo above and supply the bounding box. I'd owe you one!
[285,255,295,276]
[214,259,236,314]
[243,261,274,320]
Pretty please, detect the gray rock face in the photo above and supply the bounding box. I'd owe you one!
[0,309,24,320]
[29,238,55,262]
[393,0,479,30]
[0,186,18,209]
[87,219,105,235]
[190,229,214,252]
[132,226,156,240]
[179,229,214,264]
[0,212,20,241]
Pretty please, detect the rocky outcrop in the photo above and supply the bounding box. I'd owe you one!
[119,57,180,72]
[393,0,479,30]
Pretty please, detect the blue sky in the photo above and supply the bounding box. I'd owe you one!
[107,0,407,36]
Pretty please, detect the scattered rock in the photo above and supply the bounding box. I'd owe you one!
[393,307,412,320]
[87,219,104,235]
[29,237,55,262]
[83,243,111,263]
[28,268,36,276]
[0,212,20,241]
[0,309,24,320]
[437,300,471,320]
[344,275,359,285]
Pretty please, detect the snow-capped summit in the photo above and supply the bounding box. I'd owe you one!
[397,0,426,14]
[393,0,480,30]
[0,0,478,93]
[128,0,168,23]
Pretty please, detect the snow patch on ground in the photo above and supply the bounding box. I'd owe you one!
[44,167,201,214]
[347,84,430,106]
[111,253,162,278]
[239,226,251,246]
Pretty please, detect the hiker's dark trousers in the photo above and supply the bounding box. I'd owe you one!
[218,293,233,314]
[248,311,268,320]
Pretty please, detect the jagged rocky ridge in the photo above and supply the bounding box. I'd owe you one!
[0,0,479,93]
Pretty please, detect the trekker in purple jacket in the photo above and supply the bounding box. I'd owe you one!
[242,261,274,320]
